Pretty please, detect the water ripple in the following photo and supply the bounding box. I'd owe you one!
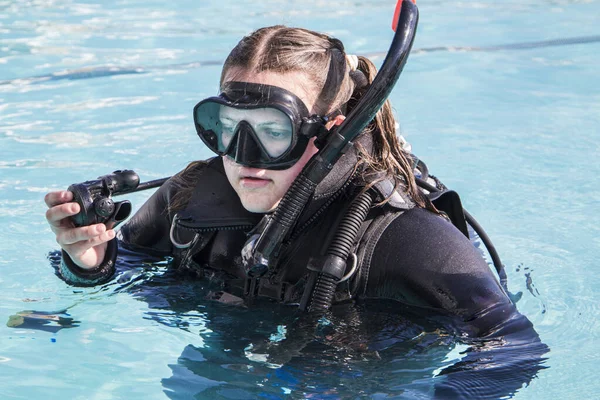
[50,96,158,112]
[0,159,96,169]
[4,131,94,147]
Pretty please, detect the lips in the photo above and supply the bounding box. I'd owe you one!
[238,168,271,188]
[238,166,268,179]
[239,176,271,189]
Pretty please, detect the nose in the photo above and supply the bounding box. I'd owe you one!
[233,121,263,165]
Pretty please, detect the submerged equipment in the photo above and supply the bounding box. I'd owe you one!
[241,0,420,279]
[193,82,334,170]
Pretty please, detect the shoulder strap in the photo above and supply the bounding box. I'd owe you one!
[352,209,405,297]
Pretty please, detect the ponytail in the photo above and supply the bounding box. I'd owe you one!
[350,56,438,212]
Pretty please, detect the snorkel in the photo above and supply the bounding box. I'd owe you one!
[241,0,420,278]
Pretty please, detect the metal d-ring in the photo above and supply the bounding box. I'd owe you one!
[169,213,194,249]
[338,253,358,283]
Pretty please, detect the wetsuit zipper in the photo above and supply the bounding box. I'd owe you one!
[196,224,254,233]
[177,223,255,234]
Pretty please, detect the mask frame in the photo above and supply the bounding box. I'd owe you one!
[194,81,331,170]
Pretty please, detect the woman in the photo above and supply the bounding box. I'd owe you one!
[45,24,523,331]
[45,24,546,396]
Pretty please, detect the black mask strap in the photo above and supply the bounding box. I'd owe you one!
[316,47,346,111]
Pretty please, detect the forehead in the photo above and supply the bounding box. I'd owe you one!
[222,68,318,113]
[219,106,290,125]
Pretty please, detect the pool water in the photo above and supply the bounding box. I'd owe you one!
[1,0,599,399]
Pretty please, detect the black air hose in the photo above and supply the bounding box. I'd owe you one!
[462,208,508,291]
[244,173,319,277]
[271,175,318,234]
[306,190,374,313]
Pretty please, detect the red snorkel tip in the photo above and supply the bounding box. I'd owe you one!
[392,0,416,32]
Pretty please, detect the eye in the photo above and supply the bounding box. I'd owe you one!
[221,122,235,133]
[265,129,291,140]
[219,122,236,150]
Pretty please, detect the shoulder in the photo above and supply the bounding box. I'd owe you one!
[374,207,480,267]
[364,207,510,314]
[158,157,224,206]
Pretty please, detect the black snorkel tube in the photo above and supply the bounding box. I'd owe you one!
[241,0,420,278]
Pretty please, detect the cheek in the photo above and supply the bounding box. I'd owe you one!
[222,156,237,187]
[295,140,319,170]
[271,141,318,189]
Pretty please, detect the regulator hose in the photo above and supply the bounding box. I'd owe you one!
[301,190,374,312]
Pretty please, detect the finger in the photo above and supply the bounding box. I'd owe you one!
[44,190,74,208]
[325,114,346,130]
[64,229,116,257]
[46,202,81,227]
[56,223,107,246]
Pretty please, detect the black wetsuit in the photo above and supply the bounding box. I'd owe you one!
[58,155,523,332]
[55,151,548,398]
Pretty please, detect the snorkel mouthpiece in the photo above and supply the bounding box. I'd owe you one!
[242,0,419,278]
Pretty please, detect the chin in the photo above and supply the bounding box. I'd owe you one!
[240,197,278,214]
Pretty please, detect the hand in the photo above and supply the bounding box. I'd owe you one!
[44,190,116,270]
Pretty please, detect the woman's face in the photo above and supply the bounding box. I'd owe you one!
[221,70,320,213]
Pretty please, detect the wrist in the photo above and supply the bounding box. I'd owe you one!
[59,239,118,286]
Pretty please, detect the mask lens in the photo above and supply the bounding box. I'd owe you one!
[195,101,295,161]
[194,101,228,153]
[220,106,293,158]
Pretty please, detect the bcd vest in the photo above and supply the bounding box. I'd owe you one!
[167,157,420,307]
[167,144,468,307]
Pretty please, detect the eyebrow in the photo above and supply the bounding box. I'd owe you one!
[221,117,237,124]
[257,121,287,129]
[221,117,287,129]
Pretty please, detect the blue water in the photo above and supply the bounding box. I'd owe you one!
[1,0,599,398]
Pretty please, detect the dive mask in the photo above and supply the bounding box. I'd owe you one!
[193,82,331,170]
